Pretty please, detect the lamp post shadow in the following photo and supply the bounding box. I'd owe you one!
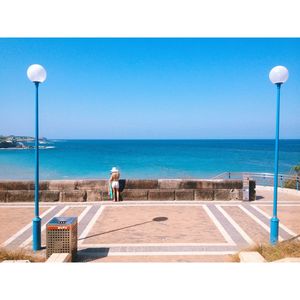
[76,216,168,262]
[79,216,168,242]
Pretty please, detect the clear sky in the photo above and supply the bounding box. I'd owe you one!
[1,38,300,139]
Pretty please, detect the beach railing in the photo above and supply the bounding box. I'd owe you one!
[212,172,299,191]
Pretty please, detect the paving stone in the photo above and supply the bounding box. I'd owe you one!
[0,207,48,245]
[258,205,300,235]
[81,205,225,244]
[78,255,233,263]
[222,206,269,243]
[244,204,293,240]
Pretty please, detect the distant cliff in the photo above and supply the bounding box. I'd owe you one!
[0,135,49,149]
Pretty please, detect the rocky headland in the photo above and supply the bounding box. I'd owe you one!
[0,135,50,149]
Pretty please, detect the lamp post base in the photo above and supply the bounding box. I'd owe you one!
[270,217,279,245]
[32,217,41,251]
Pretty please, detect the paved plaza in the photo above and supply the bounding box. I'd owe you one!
[0,186,299,262]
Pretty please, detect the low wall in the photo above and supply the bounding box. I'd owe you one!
[0,179,255,202]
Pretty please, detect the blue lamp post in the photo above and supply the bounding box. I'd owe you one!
[269,65,289,245]
[27,64,47,251]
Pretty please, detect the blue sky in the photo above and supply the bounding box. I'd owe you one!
[0,38,300,139]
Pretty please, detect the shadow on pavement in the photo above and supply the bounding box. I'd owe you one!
[79,217,168,242]
[76,216,169,261]
[75,247,110,262]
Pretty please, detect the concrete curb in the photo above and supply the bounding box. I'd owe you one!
[239,251,266,262]
[46,253,71,263]
[256,185,300,196]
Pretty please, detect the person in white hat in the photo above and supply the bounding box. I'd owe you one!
[108,167,120,201]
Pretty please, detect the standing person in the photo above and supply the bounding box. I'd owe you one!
[108,167,120,202]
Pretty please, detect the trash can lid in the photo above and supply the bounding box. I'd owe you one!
[48,217,77,225]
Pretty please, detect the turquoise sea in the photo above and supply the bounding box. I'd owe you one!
[0,140,299,180]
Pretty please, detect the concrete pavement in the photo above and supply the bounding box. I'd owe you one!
[0,186,299,262]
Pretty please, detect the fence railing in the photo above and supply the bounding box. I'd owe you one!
[212,172,299,191]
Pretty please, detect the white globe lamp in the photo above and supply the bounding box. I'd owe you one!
[27,64,47,83]
[269,65,289,84]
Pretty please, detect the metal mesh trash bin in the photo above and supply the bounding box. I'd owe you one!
[46,217,77,261]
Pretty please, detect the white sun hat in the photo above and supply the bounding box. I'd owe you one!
[110,167,119,173]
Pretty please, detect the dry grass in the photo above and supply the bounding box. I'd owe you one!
[230,253,241,262]
[231,239,300,262]
[284,178,298,190]
[0,247,46,263]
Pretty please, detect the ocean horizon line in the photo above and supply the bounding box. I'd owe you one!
[45,138,300,141]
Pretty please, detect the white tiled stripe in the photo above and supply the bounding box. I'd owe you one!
[78,250,236,256]
[105,251,236,256]
[99,201,241,207]
[19,205,70,247]
[252,205,299,238]
[0,205,59,208]
[202,205,235,245]
[254,204,300,207]
[216,205,255,245]
[216,203,300,207]
[78,205,93,222]
[81,242,230,248]
[1,206,56,247]
[238,205,284,242]
[78,206,105,245]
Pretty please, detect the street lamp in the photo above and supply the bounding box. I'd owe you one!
[269,65,289,245]
[27,64,47,251]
